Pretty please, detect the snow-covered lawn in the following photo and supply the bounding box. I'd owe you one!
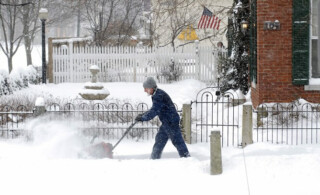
[0,79,206,108]
[1,80,320,195]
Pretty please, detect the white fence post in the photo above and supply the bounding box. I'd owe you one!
[194,40,200,80]
[68,41,74,82]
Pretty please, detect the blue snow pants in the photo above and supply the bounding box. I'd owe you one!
[151,122,190,159]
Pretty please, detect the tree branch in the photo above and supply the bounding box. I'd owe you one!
[0,2,33,6]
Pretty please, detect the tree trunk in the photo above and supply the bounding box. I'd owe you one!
[24,34,33,65]
[77,5,81,37]
[21,0,33,66]
[8,57,13,73]
[171,41,175,52]
[25,45,33,65]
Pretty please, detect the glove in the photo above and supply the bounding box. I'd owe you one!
[135,113,143,122]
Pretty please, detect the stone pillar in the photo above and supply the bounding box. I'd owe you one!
[34,106,46,117]
[242,104,253,147]
[210,131,222,175]
[182,104,191,144]
[33,97,46,117]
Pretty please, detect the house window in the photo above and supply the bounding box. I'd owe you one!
[311,0,320,78]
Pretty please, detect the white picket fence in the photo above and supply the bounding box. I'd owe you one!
[52,41,226,84]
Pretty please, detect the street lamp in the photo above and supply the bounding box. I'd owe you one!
[39,8,48,84]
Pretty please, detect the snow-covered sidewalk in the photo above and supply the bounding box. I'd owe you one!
[1,134,320,195]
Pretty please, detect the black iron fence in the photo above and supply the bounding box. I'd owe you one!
[3,90,319,147]
[0,105,34,138]
[0,102,181,140]
[254,102,320,145]
[45,102,161,140]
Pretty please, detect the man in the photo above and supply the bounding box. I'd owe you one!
[135,77,190,159]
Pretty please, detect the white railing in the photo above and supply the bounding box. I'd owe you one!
[51,41,227,84]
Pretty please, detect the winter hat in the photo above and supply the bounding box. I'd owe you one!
[143,77,157,89]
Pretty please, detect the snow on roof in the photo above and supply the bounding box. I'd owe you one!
[84,82,104,88]
[39,8,48,13]
[52,37,93,44]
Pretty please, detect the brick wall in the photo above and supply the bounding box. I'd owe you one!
[251,0,320,108]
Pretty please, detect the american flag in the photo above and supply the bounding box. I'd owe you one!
[197,7,221,30]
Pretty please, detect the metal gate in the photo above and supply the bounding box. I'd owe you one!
[191,87,241,146]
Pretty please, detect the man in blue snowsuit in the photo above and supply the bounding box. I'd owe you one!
[135,77,190,159]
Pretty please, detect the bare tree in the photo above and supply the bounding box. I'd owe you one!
[0,0,85,73]
[83,0,117,44]
[115,0,143,45]
[151,0,197,49]
[18,0,79,67]
[18,0,41,66]
[82,0,143,45]
[0,0,25,73]
[46,0,88,36]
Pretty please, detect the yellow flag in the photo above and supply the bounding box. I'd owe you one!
[178,26,199,41]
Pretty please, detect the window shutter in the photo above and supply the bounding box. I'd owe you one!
[292,0,310,85]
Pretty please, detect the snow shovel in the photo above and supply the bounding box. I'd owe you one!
[82,121,138,159]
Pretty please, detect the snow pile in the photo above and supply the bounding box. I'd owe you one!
[35,97,45,106]
[0,79,206,108]
[24,117,85,159]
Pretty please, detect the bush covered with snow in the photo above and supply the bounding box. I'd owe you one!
[0,65,40,96]
[0,69,11,96]
[159,57,183,83]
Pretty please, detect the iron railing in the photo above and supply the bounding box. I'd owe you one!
[0,102,181,140]
[45,102,160,140]
[254,102,320,145]
[0,105,34,138]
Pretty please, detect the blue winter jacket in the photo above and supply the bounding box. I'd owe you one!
[140,88,179,124]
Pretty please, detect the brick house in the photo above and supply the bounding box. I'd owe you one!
[250,0,320,108]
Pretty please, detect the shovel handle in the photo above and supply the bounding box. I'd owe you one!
[112,121,137,151]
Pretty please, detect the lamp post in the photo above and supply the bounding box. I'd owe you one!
[39,8,48,84]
